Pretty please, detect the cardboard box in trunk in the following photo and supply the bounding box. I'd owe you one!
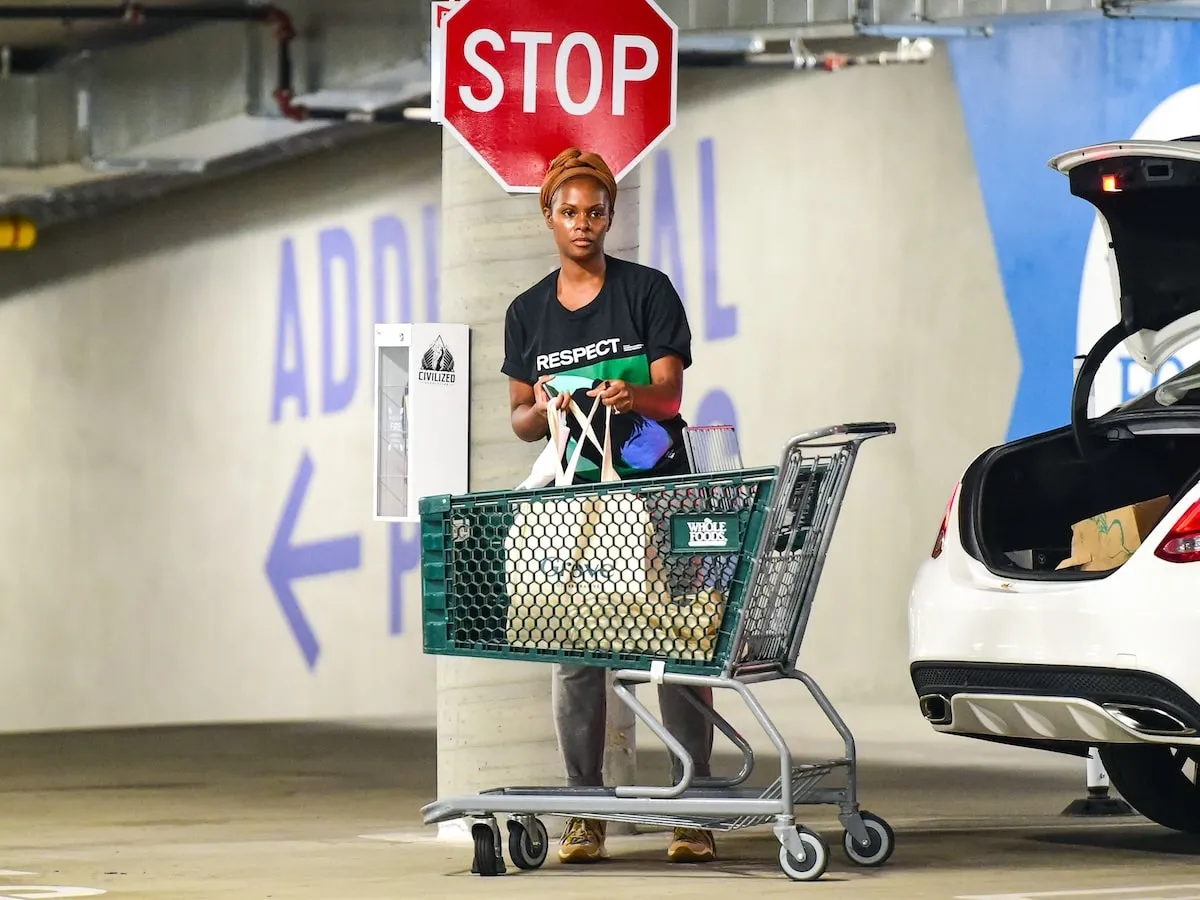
[1055,495,1172,572]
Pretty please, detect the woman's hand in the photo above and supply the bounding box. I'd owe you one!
[588,379,636,414]
[535,375,571,415]
[509,376,569,443]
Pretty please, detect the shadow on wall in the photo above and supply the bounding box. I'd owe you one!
[0,126,443,301]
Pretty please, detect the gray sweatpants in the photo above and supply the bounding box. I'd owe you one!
[553,444,713,788]
[553,663,714,788]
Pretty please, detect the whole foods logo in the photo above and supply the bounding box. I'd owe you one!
[670,513,741,553]
[687,517,729,548]
[419,336,456,384]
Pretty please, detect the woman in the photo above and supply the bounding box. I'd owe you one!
[501,148,717,865]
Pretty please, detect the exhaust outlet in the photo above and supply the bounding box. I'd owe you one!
[919,694,951,725]
[1103,703,1196,737]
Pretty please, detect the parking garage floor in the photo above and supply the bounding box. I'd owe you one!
[1,721,1198,900]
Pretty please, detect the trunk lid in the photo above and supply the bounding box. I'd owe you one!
[1050,138,1200,374]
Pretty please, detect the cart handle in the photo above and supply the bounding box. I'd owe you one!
[789,422,897,445]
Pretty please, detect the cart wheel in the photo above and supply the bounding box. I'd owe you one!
[842,812,894,867]
[507,818,549,870]
[778,827,829,882]
[471,822,503,877]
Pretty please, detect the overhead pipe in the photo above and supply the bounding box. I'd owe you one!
[681,35,937,71]
[856,23,993,38]
[0,4,942,129]
[307,35,939,123]
[0,2,304,120]
[677,33,768,56]
[289,104,431,124]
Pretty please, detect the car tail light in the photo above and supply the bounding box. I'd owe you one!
[1154,499,1200,562]
[931,483,960,559]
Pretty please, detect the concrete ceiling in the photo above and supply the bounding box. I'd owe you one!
[2,0,1200,232]
[0,0,250,70]
[0,0,436,223]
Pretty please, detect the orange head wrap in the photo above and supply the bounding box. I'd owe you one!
[539,148,618,213]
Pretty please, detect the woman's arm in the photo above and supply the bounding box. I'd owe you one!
[589,354,684,421]
[509,376,570,442]
[589,269,690,420]
[509,379,548,442]
[504,300,559,443]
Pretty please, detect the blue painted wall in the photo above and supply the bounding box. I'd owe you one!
[948,18,1200,440]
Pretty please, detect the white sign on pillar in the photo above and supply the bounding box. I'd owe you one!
[373,323,470,521]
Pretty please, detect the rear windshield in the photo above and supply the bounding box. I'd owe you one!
[1121,359,1200,410]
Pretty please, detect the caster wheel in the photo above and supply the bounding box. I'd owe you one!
[507,818,549,870]
[778,827,829,882]
[842,811,895,867]
[471,822,504,877]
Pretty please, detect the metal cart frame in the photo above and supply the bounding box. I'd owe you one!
[418,422,897,882]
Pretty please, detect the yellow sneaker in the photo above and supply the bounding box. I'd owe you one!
[557,817,608,864]
[667,827,716,863]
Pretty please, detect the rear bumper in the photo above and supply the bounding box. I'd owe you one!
[907,549,1200,747]
[910,661,1200,744]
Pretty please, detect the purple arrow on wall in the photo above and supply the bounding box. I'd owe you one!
[265,450,362,669]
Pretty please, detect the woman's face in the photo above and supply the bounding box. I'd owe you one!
[544,177,612,263]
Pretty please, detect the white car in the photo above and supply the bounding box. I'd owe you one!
[908,138,1200,834]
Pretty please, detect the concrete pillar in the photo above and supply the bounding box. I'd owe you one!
[434,129,640,837]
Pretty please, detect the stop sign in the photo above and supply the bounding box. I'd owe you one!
[440,0,678,194]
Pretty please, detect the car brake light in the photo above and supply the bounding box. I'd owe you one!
[931,483,960,559]
[1102,173,1121,192]
[1155,499,1200,562]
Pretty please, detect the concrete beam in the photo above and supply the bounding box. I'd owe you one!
[658,0,1108,35]
[0,69,75,168]
[0,0,433,184]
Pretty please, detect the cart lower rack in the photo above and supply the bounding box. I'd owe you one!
[418,422,897,882]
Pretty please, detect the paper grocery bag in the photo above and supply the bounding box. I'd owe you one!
[1055,494,1172,572]
[503,491,726,660]
[503,399,727,660]
[504,491,667,648]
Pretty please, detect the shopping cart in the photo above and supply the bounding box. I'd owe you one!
[418,422,897,882]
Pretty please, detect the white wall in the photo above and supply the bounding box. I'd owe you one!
[0,50,1017,732]
[640,58,1017,705]
[0,130,444,731]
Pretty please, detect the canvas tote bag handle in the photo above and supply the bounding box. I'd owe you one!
[550,393,620,485]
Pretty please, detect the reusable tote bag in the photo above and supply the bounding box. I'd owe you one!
[504,398,727,661]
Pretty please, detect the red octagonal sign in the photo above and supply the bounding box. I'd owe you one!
[440,0,678,194]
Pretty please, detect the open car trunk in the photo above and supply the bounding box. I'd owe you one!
[960,422,1200,578]
[965,139,1200,579]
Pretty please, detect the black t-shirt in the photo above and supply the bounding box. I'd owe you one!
[502,255,692,482]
